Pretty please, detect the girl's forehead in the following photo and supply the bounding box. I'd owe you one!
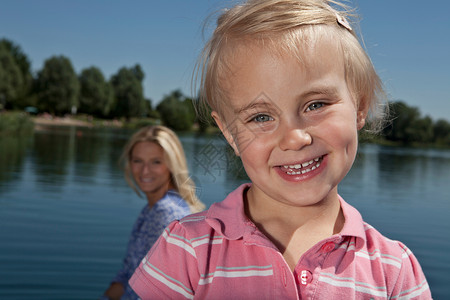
[221,29,342,73]
[219,33,344,85]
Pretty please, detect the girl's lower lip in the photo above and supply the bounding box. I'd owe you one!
[275,155,327,182]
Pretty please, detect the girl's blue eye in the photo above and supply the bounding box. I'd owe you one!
[252,114,273,123]
[306,102,324,111]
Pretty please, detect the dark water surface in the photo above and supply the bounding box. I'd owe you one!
[0,125,449,299]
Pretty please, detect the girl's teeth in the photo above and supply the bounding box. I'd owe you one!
[302,160,313,168]
[285,157,322,175]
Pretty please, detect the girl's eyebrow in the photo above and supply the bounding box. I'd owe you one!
[234,100,274,115]
[301,86,339,99]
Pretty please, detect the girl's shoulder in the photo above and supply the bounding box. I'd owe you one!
[362,222,411,257]
[177,210,210,230]
[163,210,213,240]
[360,222,426,276]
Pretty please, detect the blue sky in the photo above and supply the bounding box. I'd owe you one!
[1,0,449,121]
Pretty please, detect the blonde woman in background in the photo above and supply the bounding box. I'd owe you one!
[102,125,204,300]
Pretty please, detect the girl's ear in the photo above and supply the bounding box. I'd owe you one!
[357,99,369,130]
[211,111,240,156]
[357,111,366,130]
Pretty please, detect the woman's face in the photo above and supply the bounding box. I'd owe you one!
[130,141,172,202]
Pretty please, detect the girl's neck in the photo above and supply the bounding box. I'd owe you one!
[244,186,344,252]
[245,186,342,229]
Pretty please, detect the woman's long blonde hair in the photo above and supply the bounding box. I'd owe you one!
[120,125,204,213]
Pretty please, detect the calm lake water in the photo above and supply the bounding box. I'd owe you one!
[0,125,449,299]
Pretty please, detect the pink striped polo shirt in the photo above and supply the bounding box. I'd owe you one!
[130,183,431,299]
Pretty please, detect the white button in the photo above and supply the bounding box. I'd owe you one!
[298,270,312,285]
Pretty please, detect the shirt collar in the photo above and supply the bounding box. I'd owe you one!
[205,183,252,240]
[337,195,366,250]
[205,183,366,249]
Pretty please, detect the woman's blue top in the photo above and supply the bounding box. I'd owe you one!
[113,190,191,299]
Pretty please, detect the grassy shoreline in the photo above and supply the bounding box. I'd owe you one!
[31,114,160,130]
[0,111,34,135]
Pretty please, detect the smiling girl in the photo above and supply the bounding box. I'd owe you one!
[129,1,431,299]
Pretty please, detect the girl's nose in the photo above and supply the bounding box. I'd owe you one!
[279,127,312,151]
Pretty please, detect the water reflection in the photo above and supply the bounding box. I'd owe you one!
[375,146,450,205]
[32,127,73,193]
[0,135,31,195]
[342,144,450,206]
[73,129,107,181]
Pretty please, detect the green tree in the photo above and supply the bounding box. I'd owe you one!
[383,101,437,145]
[145,99,161,119]
[143,98,160,119]
[110,64,145,119]
[132,64,144,82]
[433,119,450,146]
[383,101,421,143]
[411,116,434,144]
[192,95,214,132]
[35,55,80,115]
[78,66,113,117]
[0,39,33,108]
[0,43,23,109]
[156,90,195,131]
[183,97,197,125]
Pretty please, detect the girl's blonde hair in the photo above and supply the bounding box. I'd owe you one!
[120,125,204,213]
[195,0,386,132]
